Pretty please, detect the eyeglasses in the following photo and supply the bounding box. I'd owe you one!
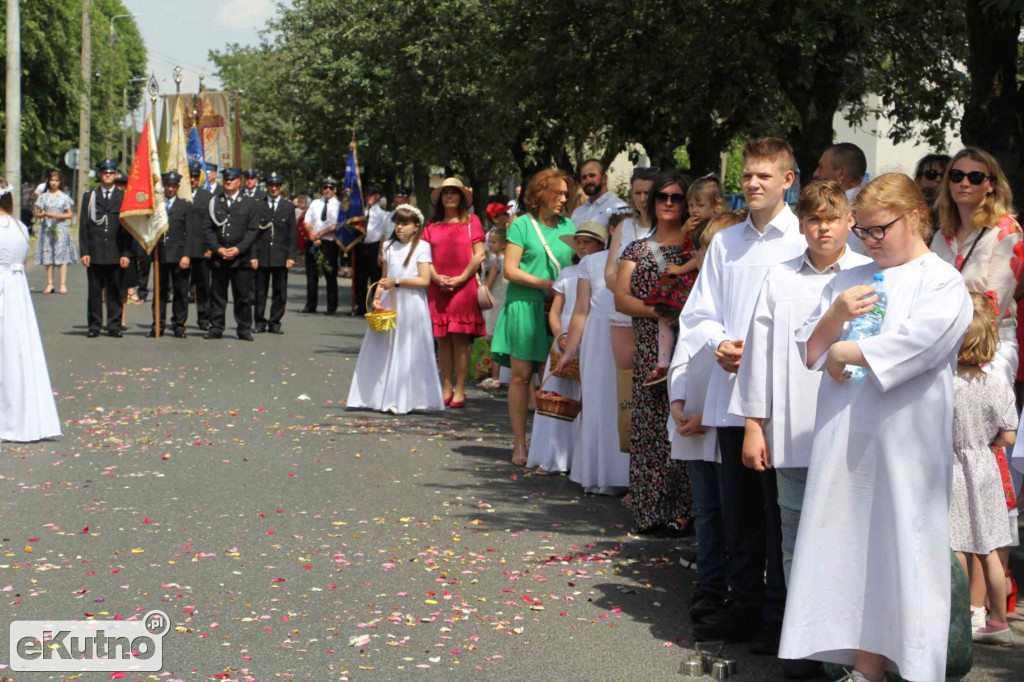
[948,169,993,185]
[655,191,685,205]
[921,169,943,181]
[851,214,903,241]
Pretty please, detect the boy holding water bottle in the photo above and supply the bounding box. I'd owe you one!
[729,180,871,677]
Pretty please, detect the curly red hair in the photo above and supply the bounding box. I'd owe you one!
[523,168,574,215]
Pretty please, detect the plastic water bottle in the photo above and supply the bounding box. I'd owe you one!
[843,273,887,380]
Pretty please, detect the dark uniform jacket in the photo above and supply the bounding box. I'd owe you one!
[79,187,132,264]
[190,186,216,258]
[203,192,260,268]
[252,195,298,267]
[157,196,202,263]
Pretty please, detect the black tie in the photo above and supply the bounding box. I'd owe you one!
[227,197,233,209]
[104,189,110,201]
[271,199,277,213]
[321,200,328,222]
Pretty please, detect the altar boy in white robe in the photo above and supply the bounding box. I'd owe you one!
[779,174,972,682]
[679,138,807,647]
[729,180,871,677]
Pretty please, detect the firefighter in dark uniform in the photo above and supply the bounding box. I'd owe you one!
[79,158,131,338]
[242,169,265,200]
[188,162,216,329]
[148,171,200,338]
[252,172,297,333]
[203,168,260,340]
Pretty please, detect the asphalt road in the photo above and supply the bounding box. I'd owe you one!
[1,262,1021,681]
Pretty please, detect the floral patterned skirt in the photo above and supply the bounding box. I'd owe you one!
[34,221,79,265]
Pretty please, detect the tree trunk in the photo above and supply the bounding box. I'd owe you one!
[412,161,431,217]
[687,118,719,177]
[961,3,1024,212]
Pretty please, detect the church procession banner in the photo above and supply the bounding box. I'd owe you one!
[160,92,236,169]
[120,116,169,255]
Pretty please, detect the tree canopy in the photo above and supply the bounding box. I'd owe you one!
[209,0,1023,207]
[0,0,147,183]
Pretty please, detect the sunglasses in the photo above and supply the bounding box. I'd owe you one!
[948,169,993,185]
[921,169,943,181]
[851,214,903,241]
[655,191,686,205]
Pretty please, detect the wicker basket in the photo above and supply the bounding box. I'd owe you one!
[535,372,582,422]
[364,282,397,332]
[549,333,580,380]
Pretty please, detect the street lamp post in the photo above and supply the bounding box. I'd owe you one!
[122,76,147,167]
[109,13,139,48]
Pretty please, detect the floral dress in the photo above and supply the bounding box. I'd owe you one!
[623,238,693,531]
[34,191,78,265]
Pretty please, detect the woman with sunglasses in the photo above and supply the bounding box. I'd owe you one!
[614,169,693,535]
[932,148,1021,384]
[779,174,973,682]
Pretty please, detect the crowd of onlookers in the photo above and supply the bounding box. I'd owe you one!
[345,138,1024,681]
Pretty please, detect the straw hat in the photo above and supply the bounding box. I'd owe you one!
[430,177,473,206]
[559,221,608,249]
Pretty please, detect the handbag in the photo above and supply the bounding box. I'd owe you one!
[468,222,495,310]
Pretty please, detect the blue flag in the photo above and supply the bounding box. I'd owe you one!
[336,147,366,248]
[186,127,210,190]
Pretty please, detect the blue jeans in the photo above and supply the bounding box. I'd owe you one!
[686,459,726,596]
[776,467,808,586]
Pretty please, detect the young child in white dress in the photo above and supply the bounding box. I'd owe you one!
[951,292,1017,646]
[527,224,603,473]
[0,178,62,443]
[779,174,973,682]
[555,222,628,494]
[481,228,508,389]
[346,206,444,415]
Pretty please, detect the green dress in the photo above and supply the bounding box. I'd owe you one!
[491,213,576,368]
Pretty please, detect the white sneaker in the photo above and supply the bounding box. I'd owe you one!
[837,671,877,682]
[973,625,1014,646]
[971,607,987,633]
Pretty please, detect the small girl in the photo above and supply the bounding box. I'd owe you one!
[527,223,604,474]
[346,206,444,414]
[644,175,727,384]
[951,292,1017,647]
[481,228,508,389]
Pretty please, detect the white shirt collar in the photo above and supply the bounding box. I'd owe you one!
[225,190,239,201]
[587,190,612,207]
[743,203,797,241]
[799,245,854,275]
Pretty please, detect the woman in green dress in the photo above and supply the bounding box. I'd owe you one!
[491,169,577,465]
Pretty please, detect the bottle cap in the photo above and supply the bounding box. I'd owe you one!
[873,273,884,281]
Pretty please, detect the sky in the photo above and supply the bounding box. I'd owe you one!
[121,0,286,97]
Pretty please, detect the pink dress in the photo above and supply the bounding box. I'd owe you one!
[423,215,487,337]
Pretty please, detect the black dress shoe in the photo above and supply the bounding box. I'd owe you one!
[109,329,123,338]
[237,332,254,341]
[119,324,128,331]
[268,326,283,334]
[197,322,210,331]
[254,324,268,333]
[323,310,338,316]
[146,329,157,338]
[173,328,187,338]
[688,588,727,624]
[298,307,316,314]
[781,658,823,679]
[748,621,782,656]
[204,331,222,340]
[693,607,762,643]
[87,329,100,338]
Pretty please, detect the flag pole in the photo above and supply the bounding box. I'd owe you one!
[153,243,161,337]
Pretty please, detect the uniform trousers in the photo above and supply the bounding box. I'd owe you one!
[86,264,124,333]
[191,259,212,328]
[209,266,254,334]
[303,239,339,313]
[352,240,382,316]
[255,266,288,329]
[151,263,191,331]
[135,253,152,300]
[716,426,787,624]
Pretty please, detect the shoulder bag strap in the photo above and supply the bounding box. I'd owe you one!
[528,215,562,275]
[645,235,668,275]
[957,227,991,272]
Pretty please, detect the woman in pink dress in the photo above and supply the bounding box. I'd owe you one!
[423,178,487,407]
